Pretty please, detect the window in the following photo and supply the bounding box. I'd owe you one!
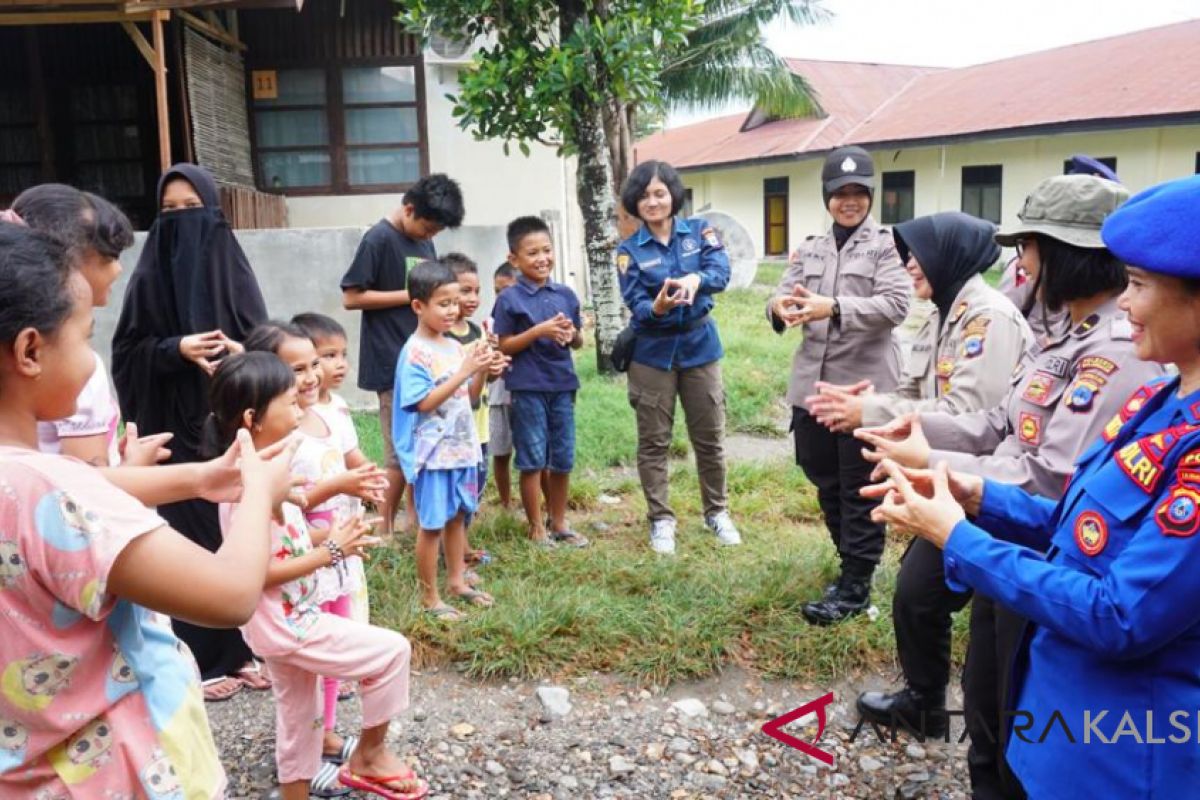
[962,165,1002,224]
[682,187,694,218]
[880,171,915,224]
[1063,156,1117,176]
[251,64,425,194]
[763,176,789,256]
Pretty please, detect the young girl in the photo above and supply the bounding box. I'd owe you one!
[0,221,294,796]
[244,322,387,772]
[210,352,426,800]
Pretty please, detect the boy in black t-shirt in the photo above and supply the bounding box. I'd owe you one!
[341,173,465,534]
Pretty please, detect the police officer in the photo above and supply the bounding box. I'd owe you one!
[808,211,1033,433]
[769,146,910,624]
[857,175,1162,798]
[617,159,741,555]
[867,172,1200,800]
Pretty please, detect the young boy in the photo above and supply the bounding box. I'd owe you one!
[392,261,508,620]
[341,174,465,536]
[487,263,518,507]
[492,216,588,547]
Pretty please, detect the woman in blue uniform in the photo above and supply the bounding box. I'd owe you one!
[866,173,1200,799]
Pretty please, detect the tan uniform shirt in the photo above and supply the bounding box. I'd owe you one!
[770,217,911,406]
[919,298,1166,498]
[861,275,1034,427]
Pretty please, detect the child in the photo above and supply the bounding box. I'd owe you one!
[210,352,426,800]
[488,262,518,507]
[292,312,374,625]
[340,174,465,536]
[392,260,508,620]
[244,321,387,776]
[441,253,491,568]
[0,223,295,796]
[492,216,588,547]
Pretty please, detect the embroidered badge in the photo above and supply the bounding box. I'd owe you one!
[1074,511,1108,556]
[958,316,991,359]
[841,157,857,173]
[1156,484,1200,538]
[616,253,631,274]
[1117,441,1162,492]
[1018,411,1042,446]
[936,357,954,378]
[1078,356,1118,375]
[681,237,699,254]
[948,301,969,324]
[1073,314,1100,335]
[962,336,984,358]
[1040,356,1071,378]
[701,226,723,250]
[1021,372,1057,406]
[1102,383,1167,442]
[1064,376,1103,413]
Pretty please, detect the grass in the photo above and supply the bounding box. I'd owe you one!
[350,262,970,685]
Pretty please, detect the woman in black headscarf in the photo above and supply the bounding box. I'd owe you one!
[112,164,269,701]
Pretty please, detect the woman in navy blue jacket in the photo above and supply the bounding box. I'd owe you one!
[867,173,1200,799]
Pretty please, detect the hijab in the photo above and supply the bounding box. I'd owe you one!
[893,211,1000,324]
[112,164,268,456]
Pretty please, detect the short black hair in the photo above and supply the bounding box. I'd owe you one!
[403,173,465,229]
[244,320,311,356]
[290,312,346,342]
[1036,235,1127,311]
[205,352,297,456]
[494,262,516,280]
[12,184,134,262]
[507,215,551,253]
[408,259,458,303]
[0,224,74,353]
[440,252,478,277]
[621,160,686,219]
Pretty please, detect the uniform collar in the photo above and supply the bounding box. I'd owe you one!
[516,273,556,294]
[1067,296,1124,341]
[636,217,689,247]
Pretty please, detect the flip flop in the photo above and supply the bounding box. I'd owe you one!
[424,604,465,622]
[549,529,590,548]
[337,683,357,702]
[322,734,360,765]
[336,767,428,800]
[452,588,494,608]
[201,675,243,703]
[236,661,272,690]
[310,760,351,797]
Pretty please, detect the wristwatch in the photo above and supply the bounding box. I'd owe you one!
[830,299,841,321]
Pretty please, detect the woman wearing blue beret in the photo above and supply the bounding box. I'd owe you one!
[865,174,1200,799]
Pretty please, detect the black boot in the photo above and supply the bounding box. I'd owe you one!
[802,566,872,626]
[856,685,949,738]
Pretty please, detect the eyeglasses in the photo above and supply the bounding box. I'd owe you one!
[1015,238,1031,257]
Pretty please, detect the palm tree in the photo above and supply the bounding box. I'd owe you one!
[604,0,829,193]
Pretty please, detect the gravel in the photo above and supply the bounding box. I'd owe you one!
[206,665,973,798]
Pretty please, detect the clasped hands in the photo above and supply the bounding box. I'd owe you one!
[651,274,702,317]
[534,313,579,347]
[770,284,836,328]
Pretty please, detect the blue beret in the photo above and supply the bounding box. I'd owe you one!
[1067,155,1119,183]
[1101,174,1200,279]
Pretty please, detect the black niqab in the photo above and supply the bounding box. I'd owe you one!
[112,164,268,457]
[893,212,999,324]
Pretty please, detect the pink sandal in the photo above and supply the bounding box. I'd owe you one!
[336,766,428,800]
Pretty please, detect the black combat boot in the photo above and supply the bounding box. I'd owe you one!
[856,685,949,738]
[801,563,872,626]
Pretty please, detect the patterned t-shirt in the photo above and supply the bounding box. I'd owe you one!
[219,502,320,657]
[0,447,224,798]
[292,424,363,604]
[391,335,482,482]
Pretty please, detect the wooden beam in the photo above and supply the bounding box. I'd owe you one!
[178,8,244,50]
[0,10,154,24]
[153,9,171,172]
[121,20,156,69]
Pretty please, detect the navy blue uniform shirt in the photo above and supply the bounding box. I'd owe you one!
[492,274,582,392]
[617,217,730,370]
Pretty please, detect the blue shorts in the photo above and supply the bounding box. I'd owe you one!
[413,467,479,531]
[510,390,575,473]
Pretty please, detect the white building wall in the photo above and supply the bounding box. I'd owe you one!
[681,124,1200,257]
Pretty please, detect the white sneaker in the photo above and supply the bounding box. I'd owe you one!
[649,518,677,554]
[705,510,742,546]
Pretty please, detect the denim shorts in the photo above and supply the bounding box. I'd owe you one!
[510,390,575,473]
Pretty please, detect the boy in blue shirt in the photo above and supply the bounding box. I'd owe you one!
[492,216,589,547]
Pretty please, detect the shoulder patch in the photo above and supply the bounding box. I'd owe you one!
[1040,356,1071,378]
[1073,313,1101,336]
[948,301,969,324]
[1018,411,1043,446]
[616,252,631,274]
[959,315,990,359]
[1102,381,1169,443]
[701,226,723,250]
[1156,482,1200,538]
[1074,511,1109,556]
[1022,371,1059,406]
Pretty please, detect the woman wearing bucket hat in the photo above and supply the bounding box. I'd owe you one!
[861,172,1200,799]
[768,145,911,625]
[854,174,1162,798]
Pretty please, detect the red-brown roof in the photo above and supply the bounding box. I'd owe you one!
[637,19,1200,170]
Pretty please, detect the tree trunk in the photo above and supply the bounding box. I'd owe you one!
[573,98,624,374]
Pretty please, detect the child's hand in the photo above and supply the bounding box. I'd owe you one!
[329,514,381,559]
[536,313,571,342]
[118,422,173,467]
[337,463,389,504]
[237,429,299,507]
[487,349,512,377]
[463,342,494,376]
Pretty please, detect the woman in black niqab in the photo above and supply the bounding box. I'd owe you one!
[112,164,269,698]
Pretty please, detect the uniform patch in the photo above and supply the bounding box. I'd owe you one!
[1021,372,1057,406]
[701,227,723,250]
[1116,440,1163,493]
[959,316,991,359]
[1040,356,1071,378]
[1078,356,1118,375]
[1074,511,1109,556]
[1156,484,1200,538]
[616,253,631,274]
[962,336,984,358]
[1073,314,1100,336]
[936,358,954,378]
[1018,412,1042,446]
[948,301,969,324]
[681,237,699,254]
[1064,376,1104,413]
[1102,383,1166,442]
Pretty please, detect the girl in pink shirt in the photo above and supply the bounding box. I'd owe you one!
[209,351,426,800]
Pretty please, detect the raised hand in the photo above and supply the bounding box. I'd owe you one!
[857,413,931,469]
[329,513,381,559]
[236,429,299,508]
[867,461,969,548]
[338,463,390,504]
[652,279,691,316]
[118,422,173,467]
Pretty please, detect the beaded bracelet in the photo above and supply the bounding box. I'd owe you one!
[324,539,345,570]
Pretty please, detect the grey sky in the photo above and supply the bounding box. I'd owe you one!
[669,0,1198,125]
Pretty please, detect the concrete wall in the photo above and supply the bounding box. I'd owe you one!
[95,224,512,409]
[682,123,1200,257]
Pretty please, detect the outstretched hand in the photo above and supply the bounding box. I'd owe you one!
[856,413,931,469]
[867,460,968,549]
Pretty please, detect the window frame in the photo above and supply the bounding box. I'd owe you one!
[880,170,915,225]
[961,164,1003,224]
[763,176,789,257]
[247,57,429,196]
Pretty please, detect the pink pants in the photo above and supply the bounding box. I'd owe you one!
[264,613,411,783]
[319,594,353,732]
